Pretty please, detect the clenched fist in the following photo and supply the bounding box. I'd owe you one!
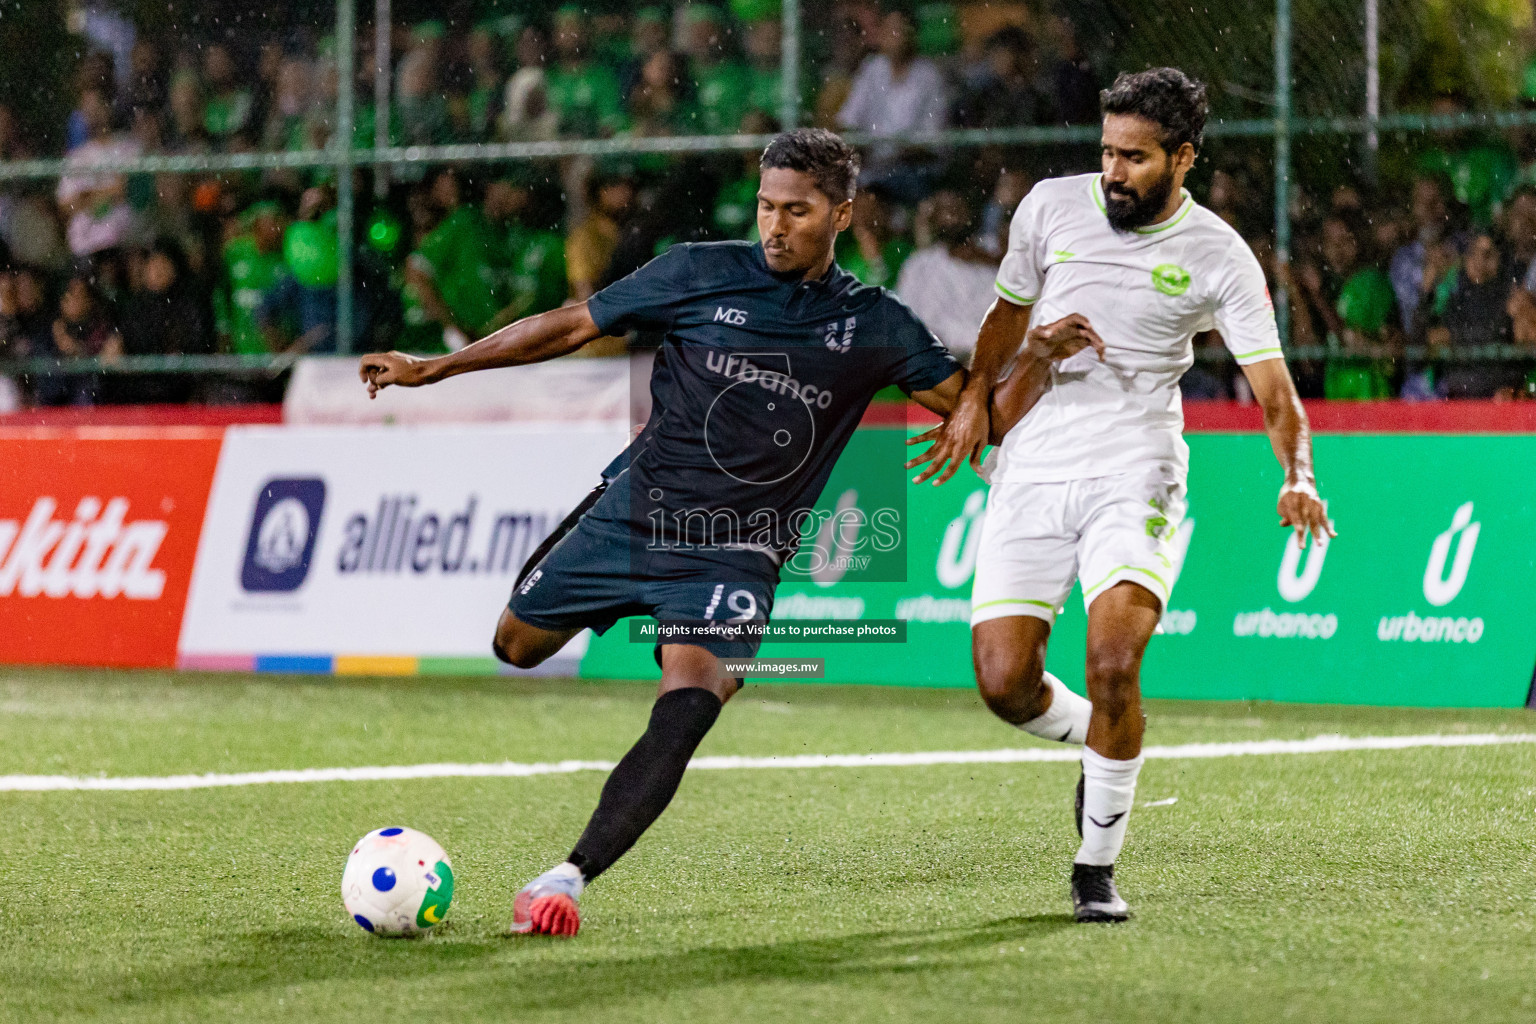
[358,351,434,398]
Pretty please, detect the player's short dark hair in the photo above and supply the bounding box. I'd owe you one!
[1100,67,1208,154]
[759,128,860,204]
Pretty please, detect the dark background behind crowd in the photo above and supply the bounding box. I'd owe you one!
[2,0,1536,407]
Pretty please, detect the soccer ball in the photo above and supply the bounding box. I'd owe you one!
[342,827,455,937]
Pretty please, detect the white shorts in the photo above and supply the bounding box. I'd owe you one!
[970,465,1188,627]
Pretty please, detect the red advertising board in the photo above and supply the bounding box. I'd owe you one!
[0,429,224,668]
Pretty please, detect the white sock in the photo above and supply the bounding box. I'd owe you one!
[1075,746,1144,866]
[1018,672,1091,744]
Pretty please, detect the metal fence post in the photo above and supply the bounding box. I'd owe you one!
[780,0,801,131]
[1364,0,1379,184]
[1273,0,1292,349]
[336,0,357,354]
[374,0,391,198]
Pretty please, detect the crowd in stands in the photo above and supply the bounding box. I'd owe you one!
[0,2,1533,408]
[1185,162,1536,402]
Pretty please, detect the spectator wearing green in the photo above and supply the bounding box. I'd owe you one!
[461,24,507,142]
[1523,54,1536,108]
[625,50,700,177]
[710,115,777,240]
[1296,215,1399,400]
[261,57,313,154]
[1325,264,1398,399]
[258,201,338,353]
[1417,144,1517,229]
[684,6,750,135]
[620,7,672,101]
[737,6,795,118]
[548,7,627,137]
[402,168,508,352]
[484,175,568,328]
[216,202,290,355]
[1414,98,1516,228]
[834,190,912,289]
[350,103,404,152]
[628,51,698,137]
[258,208,342,353]
[592,10,634,67]
[731,0,781,22]
[164,70,208,151]
[397,23,456,147]
[293,39,405,187]
[714,174,760,240]
[915,2,961,57]
[202,43,254,142]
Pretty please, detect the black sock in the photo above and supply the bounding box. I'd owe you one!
[567,687,723,883]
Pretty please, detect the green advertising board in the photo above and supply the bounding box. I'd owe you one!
[579,429,1536,708]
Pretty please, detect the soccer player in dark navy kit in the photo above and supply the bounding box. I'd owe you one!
[361,129,1088,936]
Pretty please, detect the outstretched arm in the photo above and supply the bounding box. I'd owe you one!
[1241,357,1334,546]
[907,368,967,418]
[359,302,602,398]
[907,302,1106,483]
[910,299,1033,482]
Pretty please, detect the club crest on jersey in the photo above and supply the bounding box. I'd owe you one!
[823,316,856,353]
[1151,263,1192,296]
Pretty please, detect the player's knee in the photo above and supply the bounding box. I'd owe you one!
[1084,641,1140,686]
[492,607,552,669]
[492,637,541,669]
[973,644,1048,720]
[492,627,547,669]
[1084,646,1141,719]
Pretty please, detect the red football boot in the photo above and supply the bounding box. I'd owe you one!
[509,867,584,936]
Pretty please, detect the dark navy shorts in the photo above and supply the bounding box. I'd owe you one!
[508,514,778,662]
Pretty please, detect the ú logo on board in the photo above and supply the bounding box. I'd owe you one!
[1277,532,1330,603]
[241,478,326,593]
[936,489,987,589]
[1423,501,1479,607]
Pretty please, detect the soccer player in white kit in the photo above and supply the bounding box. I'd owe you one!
[910,68,1334,921]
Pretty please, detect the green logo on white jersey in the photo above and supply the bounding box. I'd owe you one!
[1151,263,1191,296]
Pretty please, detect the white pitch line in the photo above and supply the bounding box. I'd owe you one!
[1,732,1533,794]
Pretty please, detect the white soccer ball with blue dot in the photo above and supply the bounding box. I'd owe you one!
[342,827,454,937]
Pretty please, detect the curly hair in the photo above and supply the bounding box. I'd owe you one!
[1100,68,1209,154]
[759,128,861,204]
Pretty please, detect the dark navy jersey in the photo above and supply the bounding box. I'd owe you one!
[584,240,959,563]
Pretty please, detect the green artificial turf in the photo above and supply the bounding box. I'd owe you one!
[1,667,1534,1023]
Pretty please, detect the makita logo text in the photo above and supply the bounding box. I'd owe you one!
[0,497,168,599]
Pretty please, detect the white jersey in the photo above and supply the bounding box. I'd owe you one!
[992,172,1282,483]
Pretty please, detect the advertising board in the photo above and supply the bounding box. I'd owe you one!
[8,418,1525,708]
[0,429,223,667]
[177,424,627,671]
[580,431,1536,708]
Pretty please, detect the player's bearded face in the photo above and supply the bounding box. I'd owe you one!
[1102,160,1176,232]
